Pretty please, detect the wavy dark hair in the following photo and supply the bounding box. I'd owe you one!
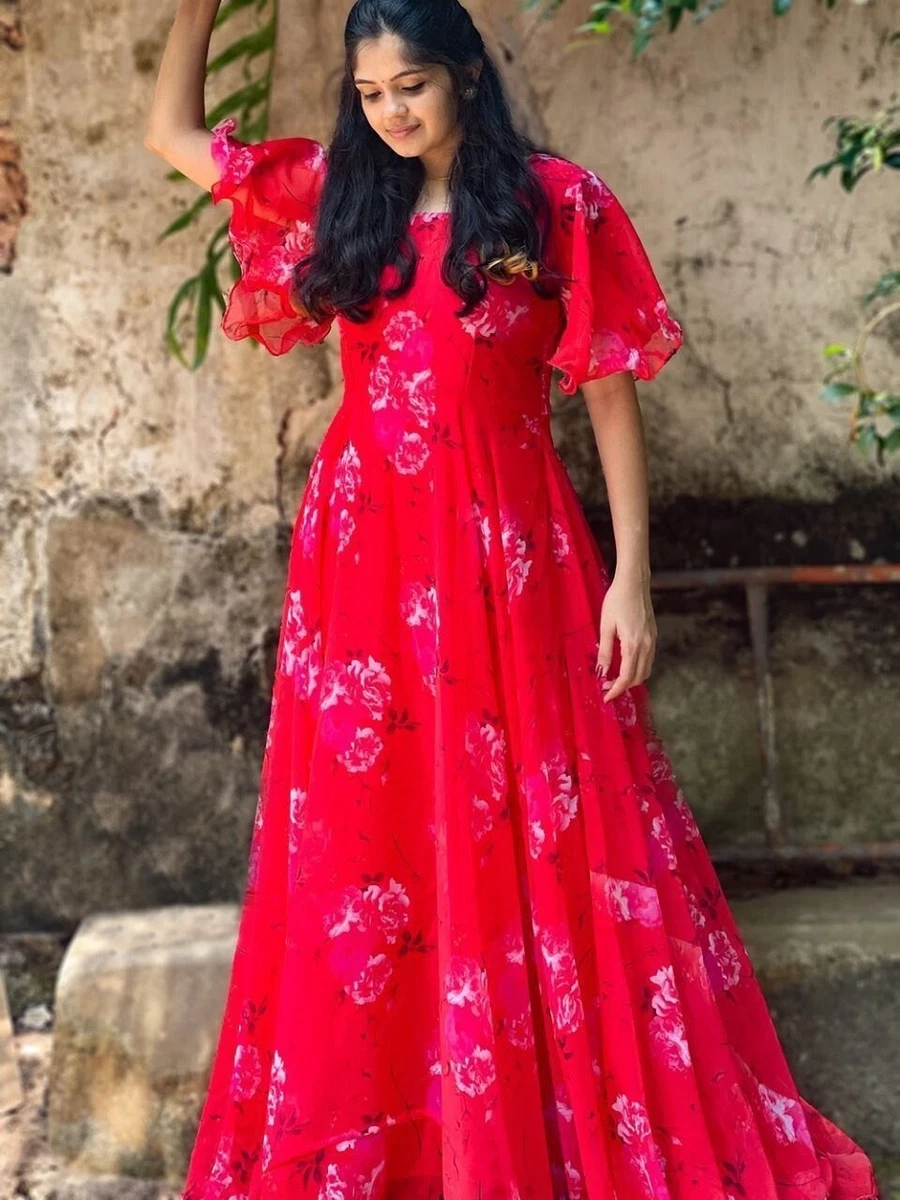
[295,0,562,326]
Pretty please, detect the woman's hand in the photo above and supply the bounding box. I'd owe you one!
[595,570,657,703]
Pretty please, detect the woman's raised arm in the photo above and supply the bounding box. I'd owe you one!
[143,0,221,191]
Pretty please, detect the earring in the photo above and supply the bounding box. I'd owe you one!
[464,86,477,99]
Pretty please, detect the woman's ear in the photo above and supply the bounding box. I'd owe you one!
[463,59,482,92]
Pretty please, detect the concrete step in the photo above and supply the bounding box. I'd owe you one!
[730,879,900,1159]
[42,881,899,1184]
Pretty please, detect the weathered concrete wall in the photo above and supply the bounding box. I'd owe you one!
[1,0,897,930]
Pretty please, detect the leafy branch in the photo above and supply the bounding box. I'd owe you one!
[807,92,900,191]
[158,0,277,369]
[522,0,841,58]
[821,291,900,465]
[807,91,900,461]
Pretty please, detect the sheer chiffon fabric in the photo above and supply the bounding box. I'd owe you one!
[182,119,879,1200]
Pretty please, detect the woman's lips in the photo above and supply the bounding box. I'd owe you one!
[388,123,420,138]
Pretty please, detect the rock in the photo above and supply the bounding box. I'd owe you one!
[41,882,900,1184]
[730,880,900,1158]
[19,1002,54,1031]
[0,969,25,1189]
[0,969,24,1114]
[47,904,238,1183]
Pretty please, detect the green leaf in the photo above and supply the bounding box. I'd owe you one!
[165,277,199,370]
[206,78,271,128]
[820,382,858,402]
[862,270,900,305]
[193,269,214,369]
[158,191,213,241]
[207,20,275,76]
[853,424,879,454]
[214,0,263,28]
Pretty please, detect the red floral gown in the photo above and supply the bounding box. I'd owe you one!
[182,117,879,1200]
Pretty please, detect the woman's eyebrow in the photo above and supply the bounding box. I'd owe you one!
[354,67,427,84]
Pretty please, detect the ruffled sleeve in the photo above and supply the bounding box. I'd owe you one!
[209,117,334,354]
[537,158,684,393]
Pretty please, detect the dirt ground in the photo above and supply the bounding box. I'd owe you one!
[2,1029,180,1200]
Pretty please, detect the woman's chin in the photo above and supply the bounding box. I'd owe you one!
[385,138,424,158]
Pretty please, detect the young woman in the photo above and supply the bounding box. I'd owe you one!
[145,2,880,1197]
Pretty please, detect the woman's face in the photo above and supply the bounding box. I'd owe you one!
[353,33,461,160]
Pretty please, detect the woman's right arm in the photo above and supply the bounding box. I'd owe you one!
[143,0,220,192]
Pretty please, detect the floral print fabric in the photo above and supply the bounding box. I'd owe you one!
[182,120,879,1200]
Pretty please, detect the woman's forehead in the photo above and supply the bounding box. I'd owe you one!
[353,34,428,82]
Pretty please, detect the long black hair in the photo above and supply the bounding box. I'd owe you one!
[296,0,561,326]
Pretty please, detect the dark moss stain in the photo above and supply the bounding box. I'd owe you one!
[153,634,280,749]
[0,670,62,782]
[132,36,159,75]
[587,483,900,573]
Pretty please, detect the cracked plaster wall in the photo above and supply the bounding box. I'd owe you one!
[0,0,897,931]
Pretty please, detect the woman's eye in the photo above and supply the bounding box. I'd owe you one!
[360,82,424,102]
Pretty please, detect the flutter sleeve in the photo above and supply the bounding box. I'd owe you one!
[542,162,683,393]
[209,117,334,354]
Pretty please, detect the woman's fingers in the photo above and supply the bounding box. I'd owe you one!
[601,641,637,702]
[595,619,616,676]
[602,635,655,702]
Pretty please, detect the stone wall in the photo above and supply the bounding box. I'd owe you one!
[1,0,897,931]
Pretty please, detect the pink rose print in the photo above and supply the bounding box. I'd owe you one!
[279,589,308,677]
[345,952,392,1005]
[495,930,536,1051]
[465,713,508,842]
[704,928,743,993]
[524,749,579,860]
[295,630,323,702]
[647,966,691,1072]
[368,330,437,476]
[229,1044,262,1102]
[400,580,440,696]
[318,654,392,774]
[363,877,412,944]
[472,500,492,559]
[499,509,533,599]
[550,517,572,564]
[211,117,256,187]
[459,289,529,340]
[328,440,362,556]
[648,813,679,873]
[611,1093,670,1199]
[670,788,702,842]
[287,786,308,854]
[564,171,611,223]
[602,876,663,929]
[297,455,324,555]
[538,925,584,1036]
[322,877,411,1006]
[444,956,497,1097]
[757,1082,815,1150]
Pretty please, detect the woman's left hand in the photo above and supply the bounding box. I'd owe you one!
[595,571,657,703]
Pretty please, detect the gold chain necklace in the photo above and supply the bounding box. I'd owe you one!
[417,173,452,213]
